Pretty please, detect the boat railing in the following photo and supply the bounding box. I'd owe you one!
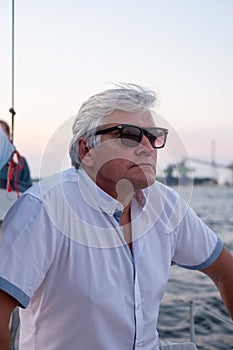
[158,298,233,349]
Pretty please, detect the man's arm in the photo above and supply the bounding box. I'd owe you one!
[201,245,233,320]
[0,290,19,349]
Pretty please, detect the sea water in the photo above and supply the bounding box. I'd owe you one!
[157,185,233,350]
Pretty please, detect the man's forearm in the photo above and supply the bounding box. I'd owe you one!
[0,329,10,350]
[217,270,233,320]
[202,246,233,320]
[0,290,19,349]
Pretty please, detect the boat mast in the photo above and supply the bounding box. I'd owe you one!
[9,0,16,142]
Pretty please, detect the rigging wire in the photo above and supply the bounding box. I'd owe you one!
[9,0,16,143]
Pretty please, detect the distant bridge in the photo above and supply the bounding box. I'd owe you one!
[164,158,233,185]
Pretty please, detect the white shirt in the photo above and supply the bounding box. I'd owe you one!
[0,168,222,350]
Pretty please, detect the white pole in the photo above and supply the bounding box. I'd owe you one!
[189,300,195,343]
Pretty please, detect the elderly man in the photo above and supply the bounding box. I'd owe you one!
[0,84,232,350]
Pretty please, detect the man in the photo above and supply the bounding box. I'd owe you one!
[0,122,15,171]
[0,120,32,192]
[0,84,232,350]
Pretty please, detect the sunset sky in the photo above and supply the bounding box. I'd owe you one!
[1,0,233,182]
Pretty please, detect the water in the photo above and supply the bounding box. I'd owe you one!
[157,186,233,350]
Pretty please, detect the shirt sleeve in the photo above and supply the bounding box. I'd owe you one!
[0,193,56,308]
[171,197,223,270]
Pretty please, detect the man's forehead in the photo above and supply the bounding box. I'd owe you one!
[99,110,156,127]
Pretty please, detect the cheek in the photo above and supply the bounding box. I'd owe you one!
[93,143,132,171]
[101,160,129,177]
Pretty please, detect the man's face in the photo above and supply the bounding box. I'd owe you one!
[0,123,9,137]
[84,110,158,199]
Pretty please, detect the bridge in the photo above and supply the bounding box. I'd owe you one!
[164,158,233,186]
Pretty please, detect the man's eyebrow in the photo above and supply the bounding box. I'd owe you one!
[85,124,120,136]
[97,123,120,129]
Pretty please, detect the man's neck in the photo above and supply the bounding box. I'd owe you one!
[83,166,135,209]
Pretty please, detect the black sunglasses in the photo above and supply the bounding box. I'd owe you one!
[93,124,168,149]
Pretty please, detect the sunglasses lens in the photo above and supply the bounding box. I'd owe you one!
[121,126,141,146]
[141,128,166,148]
[150,129,166,148]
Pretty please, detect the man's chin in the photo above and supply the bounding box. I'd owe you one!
[132,175,156,191]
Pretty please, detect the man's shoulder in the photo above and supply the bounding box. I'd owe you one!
[25,168,79,201]
[145,180,186,219]
[148,180,179,199]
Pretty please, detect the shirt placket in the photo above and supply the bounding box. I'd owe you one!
[133,266,144,348]
[113,207,145,348]
[131,201,147,349]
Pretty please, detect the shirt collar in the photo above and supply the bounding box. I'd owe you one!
[77,167,147,216]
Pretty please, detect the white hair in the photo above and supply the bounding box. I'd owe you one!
[69,83,157,169]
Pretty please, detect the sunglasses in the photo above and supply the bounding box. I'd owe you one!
[93,124,168,149]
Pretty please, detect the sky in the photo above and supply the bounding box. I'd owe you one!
[1,0,233,181]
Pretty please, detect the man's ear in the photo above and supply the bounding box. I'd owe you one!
[78,137,94,167]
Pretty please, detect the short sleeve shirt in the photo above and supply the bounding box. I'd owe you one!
[0,168,222,350]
